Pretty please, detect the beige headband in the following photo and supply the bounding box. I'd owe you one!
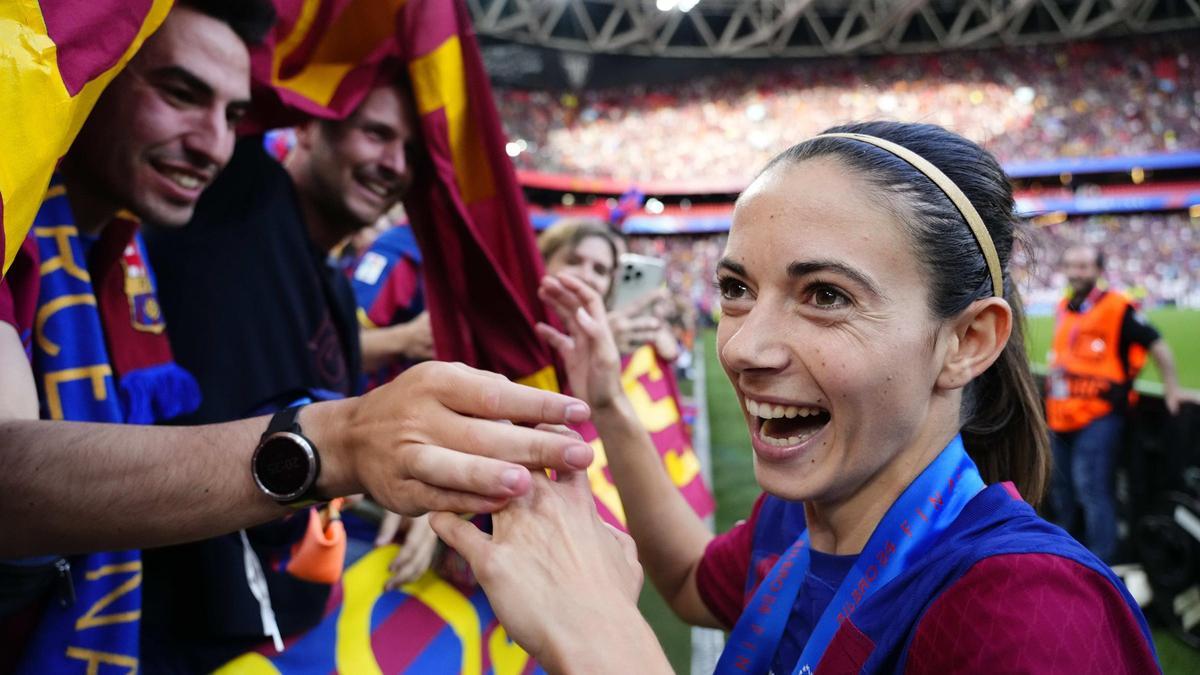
[810,132,1004,298]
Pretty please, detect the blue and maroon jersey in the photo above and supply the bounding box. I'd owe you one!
[350,225,425,389]
[697,483,1160,673]
[351,224,424,328]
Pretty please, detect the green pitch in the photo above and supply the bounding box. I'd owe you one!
[1025,307,1200,390]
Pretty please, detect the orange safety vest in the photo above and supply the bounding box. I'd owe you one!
[1045,290,1139,432]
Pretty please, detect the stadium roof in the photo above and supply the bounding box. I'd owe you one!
[469,0,1200,58]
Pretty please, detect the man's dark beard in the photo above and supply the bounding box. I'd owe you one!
[1069,279,1096,300]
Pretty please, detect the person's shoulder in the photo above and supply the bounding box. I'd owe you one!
[369,226,422,264]
[1101,288,1137,311]
[695,492,774,628]
[906,552,1158,674]
[231,135,290,177]
[163,137,303,247]
[196,136,294,213]
[933,551,1125,610]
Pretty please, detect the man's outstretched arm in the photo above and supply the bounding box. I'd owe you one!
[1148,338,1182,415]
[0,360,593,557]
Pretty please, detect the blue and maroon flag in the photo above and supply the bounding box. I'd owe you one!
[248,0,557,389]
[396,0,558,389]
[215,546,545,675]
[0,0,173,279]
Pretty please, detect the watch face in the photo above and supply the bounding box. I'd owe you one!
[254,432,316,500]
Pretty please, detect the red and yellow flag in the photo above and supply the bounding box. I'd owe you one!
[0,0,173,278]
[397,0,558,388]
[251,0,558,388]
[577,346,715,531]
[248,0,407,127]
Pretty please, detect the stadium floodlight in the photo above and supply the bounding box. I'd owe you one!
[645,197,665,214]
[657,0,699,11]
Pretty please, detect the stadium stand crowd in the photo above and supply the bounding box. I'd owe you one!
[1023,212,1200,309]
[498,36,1199,184]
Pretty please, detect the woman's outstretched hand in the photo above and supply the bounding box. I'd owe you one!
[429,426,665,673]
[537,273,624,409]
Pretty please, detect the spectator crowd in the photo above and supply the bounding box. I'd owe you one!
[1021,212,1200,311]
[498,36,1200,185]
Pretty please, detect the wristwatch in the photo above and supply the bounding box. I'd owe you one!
[251,406,322,507]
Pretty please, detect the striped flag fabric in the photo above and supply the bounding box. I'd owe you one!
[0,0,173,278]
[395,0,559,388]
[250,0,559,388]
[576,346,715,531]
[215,545,545,675]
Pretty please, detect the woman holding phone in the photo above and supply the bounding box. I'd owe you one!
[538,218,679,359]
[432,122,1159,673]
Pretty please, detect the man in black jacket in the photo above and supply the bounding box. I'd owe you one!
[141,77,426,671]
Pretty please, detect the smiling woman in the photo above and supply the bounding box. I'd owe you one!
[429,122,1162,674]
[538,217,620,300]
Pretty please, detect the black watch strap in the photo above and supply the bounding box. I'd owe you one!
[258,405,322,508]
[262,405,303,440]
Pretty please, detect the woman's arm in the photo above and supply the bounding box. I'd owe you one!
[538,273,721,626]
[359,311,434,371]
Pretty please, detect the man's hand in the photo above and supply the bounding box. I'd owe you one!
[310,361,594,516]
[1164,381,1182,416]
[392,312,434,361]
[376,512,440,589]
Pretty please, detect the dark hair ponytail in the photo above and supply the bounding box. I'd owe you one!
[768,121,1051,506]
[962,266,1051,507]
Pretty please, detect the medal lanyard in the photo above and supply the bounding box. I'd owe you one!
[714,435,985,675]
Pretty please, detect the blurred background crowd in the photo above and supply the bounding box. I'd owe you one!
[498,36,1198,185]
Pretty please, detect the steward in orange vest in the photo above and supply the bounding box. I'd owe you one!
[1046,288,1151,433]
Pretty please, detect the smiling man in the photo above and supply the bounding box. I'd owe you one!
[143,78,419,422]
[0,1,273,670]
[287,81,416,254]
[137,77,424,671]
[59,4,256,232]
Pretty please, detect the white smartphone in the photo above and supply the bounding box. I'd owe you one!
[611,254,666,311]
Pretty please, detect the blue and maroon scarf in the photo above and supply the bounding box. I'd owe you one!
[15,178,200,673]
